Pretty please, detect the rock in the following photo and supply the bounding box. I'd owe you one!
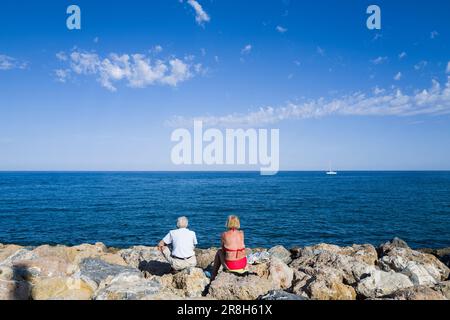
[356,270,413,298]
[173,267,209,298]
[385,285,447,300]
[268,258,294,290]
[304,278,356,300]
[290,249,375,285]
[208,272,273,300]
[258,290,307,300]
[31,276,93,300]
[94,273,162,300]
[0,244,24,264]
[195,248,218,270]
[0,266,15,280]
[379,237,410,253]
[0,278,31,300]
[268,246,292,264]
[378,246,449,284]
[75,258,142,291]
[292,269,355,300]
[118,246,171,276]
[290,246,302,260]
[69,243,127,266]
[434,281,450,299]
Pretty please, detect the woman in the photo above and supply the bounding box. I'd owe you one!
[211,215,247,281]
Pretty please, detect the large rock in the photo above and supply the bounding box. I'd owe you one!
[195,248,218,270]
[258,290,307,300]
[173,267,209,298]
[75,258,142,291]
[434,281,450,299]
[291,248,375,285]
[356,270,413,298]
[208,272,273,300]
[0,278,31,300]
[378,245,449,285]
[385,285,447,300]
[268,258,294,290]
[292,269,355,300]
[94,273,162,300]
[118,246,171,276]
[268,246,292,264]
[0,244,24,264]
[31,276,93,300]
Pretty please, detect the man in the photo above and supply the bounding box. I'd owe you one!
[158,216,198,271]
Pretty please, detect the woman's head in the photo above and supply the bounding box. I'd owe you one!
[226,215,240,230]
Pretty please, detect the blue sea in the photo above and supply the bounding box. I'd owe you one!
[0,172,449,249]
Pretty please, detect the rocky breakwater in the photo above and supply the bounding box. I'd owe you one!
[0,238,449,300]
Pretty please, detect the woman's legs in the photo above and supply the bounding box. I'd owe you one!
[211,249,225,281]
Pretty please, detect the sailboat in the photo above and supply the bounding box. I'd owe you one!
[326,162,337,175]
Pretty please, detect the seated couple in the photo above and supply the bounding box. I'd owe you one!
[157,215,247,279]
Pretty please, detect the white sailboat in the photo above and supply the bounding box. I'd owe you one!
[326,162,337,175]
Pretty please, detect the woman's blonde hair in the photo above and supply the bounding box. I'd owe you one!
[226,215,240,230]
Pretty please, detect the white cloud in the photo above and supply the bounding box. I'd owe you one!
[276,26,288,33]
[56,51,68,61]
[414,60,428,70]
[93,37,99,44]
[446,61,450,74]
[394,72,402,81]
[398,52,407,59]
[430,30,439,39]
[152,45,163,53]
[371,56,388,65]
[241,44,252,55]
[372,86,385,95]
[168,77,450,127]
[186,0,210,26]
[0,54,27,70]
[55,49,203,91]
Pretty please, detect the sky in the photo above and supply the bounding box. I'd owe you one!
[0,0,450,171]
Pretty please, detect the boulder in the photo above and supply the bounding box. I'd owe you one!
[195,248,218,270]
[208,272,273,300]
[268,258,294,290]
[31,276,93,300]
[118,246,171,276]
[75,258,142,291]
[385,285,447,300]
[0,244,24,264]
[258,290,307,300]
[0,278,30,300]
[378,246,449,284]
[434,281,450,299]
[290,249,375,285]
[356,270,413,298]
[94,273,162,300]
[292,269,355,300]
[173,267,209,298]
[268,246,292,264]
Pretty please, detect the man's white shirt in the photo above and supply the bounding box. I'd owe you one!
[162,228,197,258]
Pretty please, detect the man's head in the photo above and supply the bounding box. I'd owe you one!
[176,216,189,229]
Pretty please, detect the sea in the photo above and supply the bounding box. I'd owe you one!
[0,171,449,249]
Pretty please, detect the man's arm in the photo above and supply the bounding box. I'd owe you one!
[158,232,172,252]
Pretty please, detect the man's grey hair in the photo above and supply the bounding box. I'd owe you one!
[176,216,189,228]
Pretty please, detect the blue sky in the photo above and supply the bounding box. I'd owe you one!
[1,0,450,171]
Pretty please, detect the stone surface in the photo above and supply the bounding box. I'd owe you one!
[356,270,413,298]
[31,276,93,300]
[195,248,218,270]
[173,267,209,298]
[258,290,307,300]
[268,246,292,264]
[75,258,141,291]
[268,258,294,290]
[0,278,31,300]
[378,246,449,285]
[434,281,450,299]
[385,285,447,300]
[118,246,171,276]
[208,272,273,300]
[94,273,161,300]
